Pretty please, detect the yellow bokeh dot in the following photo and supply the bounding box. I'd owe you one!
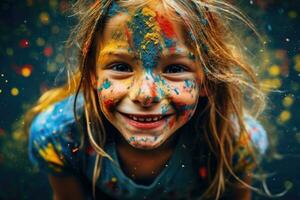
[111,177,117,182]
[55,54,65,63]
[282,95,294,107]
[294,54,300,63]
[51,25,60,34]
[49,0,58,8]
[268,65,281,76]
[12,130,24,141]
[40,12,50,25]
[6,48,14,56]
[278,110,291,123]
[0,89,2,93]
[294,62,300,72]
[11,87,19,96]
[47,62,58,72]
[21,67,32,77]
[36,37,45,46]
[288,11,298,19]
[284,180,293,190]
[272,78,282,89]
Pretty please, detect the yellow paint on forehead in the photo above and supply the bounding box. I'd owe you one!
[140,7,164,47]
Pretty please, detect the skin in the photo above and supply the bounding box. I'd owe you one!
[95,3,204,151]
[48,2,252,200]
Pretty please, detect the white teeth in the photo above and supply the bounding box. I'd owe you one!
[146,118,152,122]
[127,114,165,122]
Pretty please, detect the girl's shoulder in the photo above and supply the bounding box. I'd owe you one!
[232,114,268,173]
[28,94,85,176]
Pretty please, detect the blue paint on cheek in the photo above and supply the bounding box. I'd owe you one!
[98,79,111,92]
[184,80,193,88]
[174,88,179,95]
[161,104,169,115]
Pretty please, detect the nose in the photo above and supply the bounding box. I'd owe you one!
[129,73,161,107]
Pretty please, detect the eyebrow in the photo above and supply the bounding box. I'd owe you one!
[100,48,195,60]
[99,49,137,60]
[161,49,195,60]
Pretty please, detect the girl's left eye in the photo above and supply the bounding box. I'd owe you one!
[110,63,133,72]
[163,65,187,74]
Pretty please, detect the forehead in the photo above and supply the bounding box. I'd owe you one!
[101,1,190,49]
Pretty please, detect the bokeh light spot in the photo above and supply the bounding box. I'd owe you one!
[51,25,60,34]
[19,39,30,48]
[282,95,294,107]
[44,46,53,57]
[47,62,57,72]
[55,54,64,63]
[6,48,14,56]
[36,37,45,46]
[21,65,32,77]
[278,110,291,123]
[11,88,19,96]
[288,11,298,19]
[39,12,50,25]
[268,65,281,76]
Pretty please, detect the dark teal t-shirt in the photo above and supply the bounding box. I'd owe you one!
[28,94,268,199]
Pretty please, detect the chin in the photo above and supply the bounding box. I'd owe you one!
[124,134,166,150]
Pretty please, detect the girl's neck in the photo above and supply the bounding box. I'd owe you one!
[115,133,179,185]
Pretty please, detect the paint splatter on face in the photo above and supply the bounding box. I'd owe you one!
[96,2,205,149]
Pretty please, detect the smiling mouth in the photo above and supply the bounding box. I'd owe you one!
[118,112,173,129]
[120,112,171,122]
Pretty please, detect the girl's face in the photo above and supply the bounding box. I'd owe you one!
[95,3,205,149]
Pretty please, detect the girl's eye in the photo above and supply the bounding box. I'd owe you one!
[111,63,132,72]
[164,65,187,74]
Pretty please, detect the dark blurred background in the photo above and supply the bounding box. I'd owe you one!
[0,0,299,199]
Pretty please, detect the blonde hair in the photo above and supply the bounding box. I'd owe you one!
[25,0,267,199]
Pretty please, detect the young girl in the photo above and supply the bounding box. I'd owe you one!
[26,0,268,199]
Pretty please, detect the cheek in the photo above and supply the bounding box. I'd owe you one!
[166,80,199,121]
[97,78,132,113]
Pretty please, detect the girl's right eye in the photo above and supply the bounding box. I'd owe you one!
[110,63,133,72]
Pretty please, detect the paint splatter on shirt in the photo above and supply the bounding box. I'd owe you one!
[28,94,268,199]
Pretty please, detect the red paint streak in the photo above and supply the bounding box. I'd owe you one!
[169,46,176,54]
[125,26,132,44]
[104,99,115,111]
[168,116,176,129]
[150,83,157,100]
[198,166,207,178]
[156,14,176,38]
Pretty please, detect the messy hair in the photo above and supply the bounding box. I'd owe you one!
[25,0,267,199]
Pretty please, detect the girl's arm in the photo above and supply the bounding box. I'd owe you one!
[224,175,252,200]
[48,174,86,200]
